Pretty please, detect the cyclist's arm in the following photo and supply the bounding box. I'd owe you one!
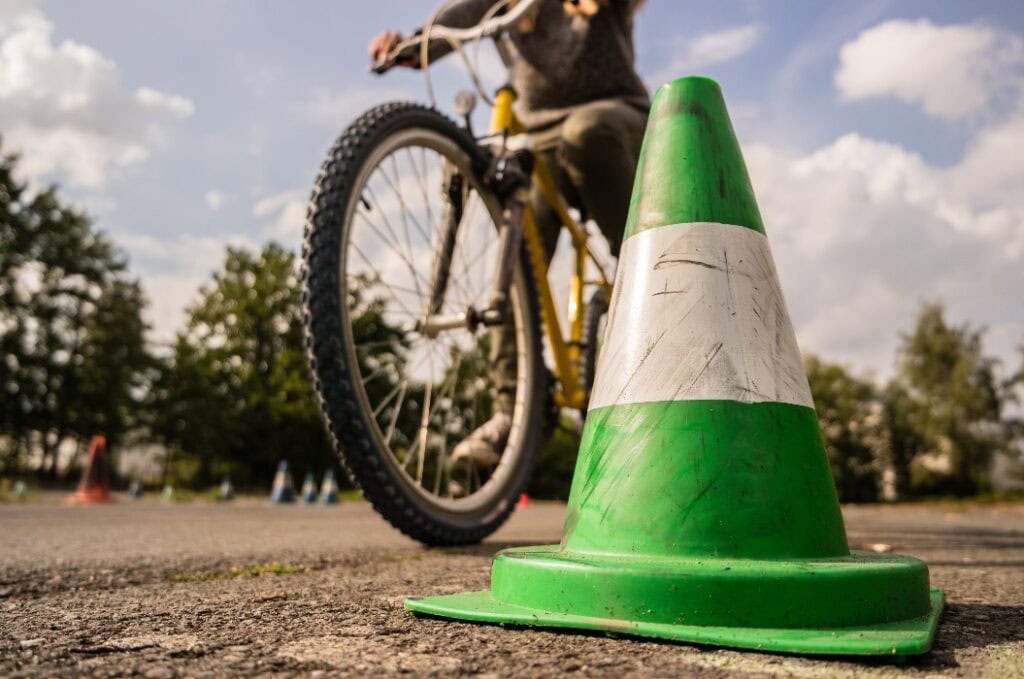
[413,0,499,65]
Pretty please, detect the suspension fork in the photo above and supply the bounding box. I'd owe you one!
[483,185,587,409]
[426,166,464,317]
[485,188,527,320]
[418,166,527,336]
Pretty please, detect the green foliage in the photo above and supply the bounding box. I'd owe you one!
[805,355,884,502]
[889,303,1010,496]
[0,142,150,476]
[150,244,333,487]
[528,416,581,500]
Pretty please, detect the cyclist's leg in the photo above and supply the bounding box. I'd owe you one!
[555,98,648,257]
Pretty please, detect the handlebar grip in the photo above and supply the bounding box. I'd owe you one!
[371,39,422,74]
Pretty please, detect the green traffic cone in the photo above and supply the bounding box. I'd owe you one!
[405,76,943,656]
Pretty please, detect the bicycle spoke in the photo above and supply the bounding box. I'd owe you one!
[379,156,434,253]
[446,193,483,309]
[401,340,461,478]
[368,346,432,420]
[415,372,432,484]
[387,153,422,272]
[418,146,437,231]
[384,380,408,447]
[407,146,437,236]
[361,183,415,263]
[356,194,430,293]
[348,242,420,320]
[372,378,406,418]
[355,208,427,293]
[452,200,494,309]
[360,362,391,387]
[361,190,426,307]
[467,238,502,309]
[432,346,465,495]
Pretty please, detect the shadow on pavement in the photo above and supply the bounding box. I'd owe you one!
[442,540,545,557]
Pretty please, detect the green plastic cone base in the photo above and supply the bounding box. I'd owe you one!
[405,546,944,656]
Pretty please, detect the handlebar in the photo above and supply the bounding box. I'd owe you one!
[371,0,543,74]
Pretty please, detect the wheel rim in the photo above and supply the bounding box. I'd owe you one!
[338,127,534,514]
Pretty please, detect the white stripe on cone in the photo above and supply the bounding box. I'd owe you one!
[590,222,813,410]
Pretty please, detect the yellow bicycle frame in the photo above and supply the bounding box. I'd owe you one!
[489,87,613,410]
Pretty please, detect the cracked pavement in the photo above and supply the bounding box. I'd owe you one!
[1,498,1022,677]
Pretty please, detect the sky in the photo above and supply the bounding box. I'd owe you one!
[2,0,1023,379]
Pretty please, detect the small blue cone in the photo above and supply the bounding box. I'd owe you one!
[319,469,340,505]
[218,476,235,501]
[128,479,144,499]
[301,472,317,504]
[269,460,295,504]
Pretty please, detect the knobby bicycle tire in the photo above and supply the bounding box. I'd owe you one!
[301,102,547,545]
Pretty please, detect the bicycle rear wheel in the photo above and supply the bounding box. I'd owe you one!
[302,103,546,545]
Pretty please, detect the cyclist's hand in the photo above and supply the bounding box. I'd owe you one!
[369,30,420,70]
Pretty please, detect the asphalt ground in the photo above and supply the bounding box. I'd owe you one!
[1,496,1021,677]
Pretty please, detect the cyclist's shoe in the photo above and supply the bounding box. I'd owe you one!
[449,412,511,471]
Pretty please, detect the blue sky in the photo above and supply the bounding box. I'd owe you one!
[3,0,1023,376]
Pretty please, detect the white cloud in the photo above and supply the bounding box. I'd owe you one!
[658,24,762,80]
[746,121,1024,375]
[119,232,256,341]
[0,0,37,30]
[0,4,194,188]
[835,19,1024,120]
[204,190,227,211]
[253,189,308,243]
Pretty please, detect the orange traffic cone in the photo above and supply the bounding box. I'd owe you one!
[66,435,113,504]
[515,493,530,509]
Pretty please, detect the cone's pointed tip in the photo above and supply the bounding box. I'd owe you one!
[656,75,722,94]
[624,72,765,237]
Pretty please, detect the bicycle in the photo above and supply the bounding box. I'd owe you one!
[302,0,614,546]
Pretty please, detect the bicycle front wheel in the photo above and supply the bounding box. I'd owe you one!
[302,103,546,545]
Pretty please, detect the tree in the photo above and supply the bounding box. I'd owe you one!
[805,355,886,502]
[152,244,332,487]
[70,279,151,454]
[889,303,1010,496]
[0,141,151,477]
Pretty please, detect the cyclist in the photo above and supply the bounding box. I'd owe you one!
[370,0,649,470]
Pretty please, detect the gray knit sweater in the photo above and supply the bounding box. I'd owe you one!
[422,0,650,130]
